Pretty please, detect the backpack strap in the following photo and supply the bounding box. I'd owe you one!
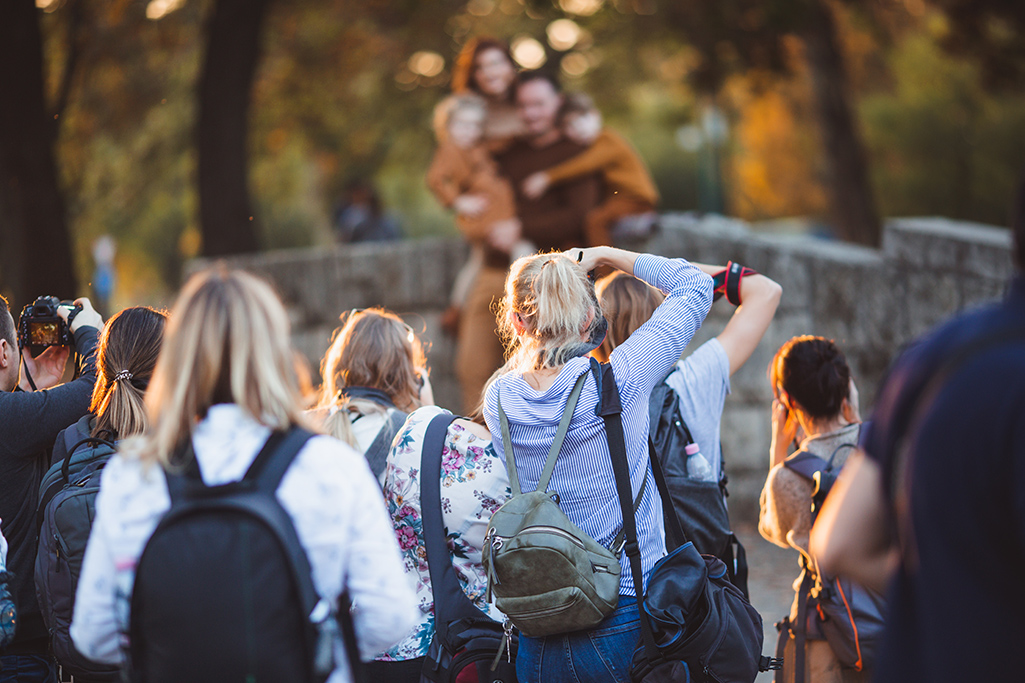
[420,413,490,643]
[341,386,397,409]
[363,409,407,480]
[496,370,588,496]
[63,437,116,485]
[782,450,829,482]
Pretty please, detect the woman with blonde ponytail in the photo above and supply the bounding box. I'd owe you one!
[70,267,416,682]
[314,307,433,483]
[483,246,713,683]
[50,306,167,466]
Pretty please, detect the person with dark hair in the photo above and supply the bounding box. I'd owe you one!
[0,294,103,682]
[333,180,401,244]
[759,336,867,683]
[523,92,660,246]
[809,181,1025,682]
[456,70,601,413]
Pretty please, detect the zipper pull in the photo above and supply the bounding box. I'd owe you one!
[54,536,61,573]
[504,619,514,662]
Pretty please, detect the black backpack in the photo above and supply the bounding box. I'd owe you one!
[777,441,887,682]
[648,370,749,597]
[36,418,120,681]
[128,428,359,683]
[593,359,780,682]
[419,413,517,683]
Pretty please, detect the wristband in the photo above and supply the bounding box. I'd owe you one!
[711,261,757,306]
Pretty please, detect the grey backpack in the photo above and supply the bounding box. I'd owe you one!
[483,371,622,638]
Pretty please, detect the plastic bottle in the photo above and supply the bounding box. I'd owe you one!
[685,443,714,482]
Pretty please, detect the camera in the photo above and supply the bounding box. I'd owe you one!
[18,296,80,349]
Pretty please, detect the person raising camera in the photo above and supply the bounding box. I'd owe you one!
[0,294,102,682]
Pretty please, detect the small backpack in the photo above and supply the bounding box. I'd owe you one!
[648,369,749,596]
[128,428,355,683]
[777,442,887,681]
[483,371,624,638]
[343,386,408,481]
[35,418,120,681]
[419,413,517,683]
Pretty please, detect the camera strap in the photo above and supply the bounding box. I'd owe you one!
[21,358,38,392]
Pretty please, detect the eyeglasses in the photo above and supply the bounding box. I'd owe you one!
[342,308,417,344]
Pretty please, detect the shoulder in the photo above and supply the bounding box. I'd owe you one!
[764,461,813,502]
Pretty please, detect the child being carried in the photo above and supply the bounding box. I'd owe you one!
[426,94,535,335]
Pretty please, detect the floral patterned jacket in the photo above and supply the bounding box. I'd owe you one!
[377,406,511,661]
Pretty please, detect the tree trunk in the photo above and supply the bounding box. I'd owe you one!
[0,0,77,306]
[197,0,271,257]
[802,0,881,246]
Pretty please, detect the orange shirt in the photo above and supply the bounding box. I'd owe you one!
[426,141,516,243]
[544,128,659,207]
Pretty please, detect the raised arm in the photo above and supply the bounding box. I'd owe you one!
[692,263,782,376]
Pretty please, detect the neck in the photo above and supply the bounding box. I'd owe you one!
[529,128,561,148]
[799,414,849,440]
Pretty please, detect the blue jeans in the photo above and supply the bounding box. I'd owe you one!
[516,596,640,683]
[0,654,58,683]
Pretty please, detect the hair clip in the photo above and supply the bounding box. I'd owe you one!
[113,370,133,383]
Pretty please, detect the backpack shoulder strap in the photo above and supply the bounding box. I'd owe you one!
[420,413,486,640]
[496,370,588,495]
[782,450,828,482]
[363,410,407,480]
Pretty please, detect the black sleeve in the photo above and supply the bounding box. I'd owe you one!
[0,325,100,461]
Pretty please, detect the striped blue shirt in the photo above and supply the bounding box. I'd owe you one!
[484,255,713,595]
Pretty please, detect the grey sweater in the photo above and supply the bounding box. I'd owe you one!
[0,326,98,654]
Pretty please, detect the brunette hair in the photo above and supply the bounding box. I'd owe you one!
[128,266,310,468]
[318,308,427,446]
[432,93,487,143]
[452,37,516,99]
[769,336,852,421]
[496,252,602,373]
[593,272,664,362]
[90,306,167,440]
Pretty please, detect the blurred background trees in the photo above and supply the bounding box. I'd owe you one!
[4,0,1025,306]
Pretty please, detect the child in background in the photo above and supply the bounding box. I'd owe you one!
[426,94,534,335]
[522,92,659,246]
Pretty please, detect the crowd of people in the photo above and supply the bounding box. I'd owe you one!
[0,35,1023,683]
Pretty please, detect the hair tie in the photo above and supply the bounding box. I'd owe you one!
[113,370,133,383]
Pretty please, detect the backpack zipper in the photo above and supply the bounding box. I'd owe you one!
[510,525,586,549]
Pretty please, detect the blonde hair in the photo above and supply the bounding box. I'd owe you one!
[593,271,665,362]
[432,93,487,143]
[132,266,310,468]
[90,306,168,440]
[317,308,426,447]
[496,252,602,374]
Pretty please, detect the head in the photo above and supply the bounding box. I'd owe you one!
[0,295,18,392]
[516,72,564,141]
[139,266,308,467]
[90,307,167,440]
[497,252,603,373]
[769,336,852,431]
[592,272,665,363]
[320,307,426,412]
[452,37,518,100]
[560,92,602,146]
[432,94,487,149]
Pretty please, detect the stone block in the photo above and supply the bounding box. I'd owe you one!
[720,403,770,472]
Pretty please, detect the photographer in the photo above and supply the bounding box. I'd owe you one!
[0,295,102,682]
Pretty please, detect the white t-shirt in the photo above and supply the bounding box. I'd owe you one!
[71,404,417,683]
[665,338,732,481]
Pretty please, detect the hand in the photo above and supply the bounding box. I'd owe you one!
[60,297,102,334]
[559,247,609,274]
[842,378,861,424]
[20,345,70,391]
[487,218,522,254]
[415,367,435,407]
[770,399,797,467]
[453,194,487,217]
[522,172,550,200]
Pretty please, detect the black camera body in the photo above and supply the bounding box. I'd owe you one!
[18,296,79,349]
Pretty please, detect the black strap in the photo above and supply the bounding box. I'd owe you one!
[342,386,397,409]
[782,451,829,482]
[363,410,407,480]
[645,440,687,551]
[420,413,490,642]
[63,437,115,484]
[589,358,661,662]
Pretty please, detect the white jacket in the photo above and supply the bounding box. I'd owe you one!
[71,404,417,683]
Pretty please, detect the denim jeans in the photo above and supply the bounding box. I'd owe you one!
[0,654,58,683]
[516,596,640,683]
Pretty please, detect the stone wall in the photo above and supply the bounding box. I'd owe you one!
[187,215,1015,522]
